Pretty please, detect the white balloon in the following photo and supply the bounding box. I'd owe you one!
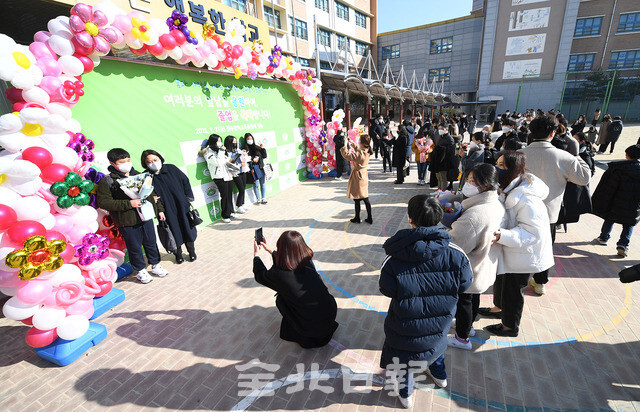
[47,17,72,39]
[53,203,80,216]
[57,315,90,340]
[74,206,98,225]
[21,107,50,124]
[168,46,183,60]
[32,307,66,330]
[48,34,75,56]
[59,55,84,76]
[2,297,41,320]
[22,87,51,106]
[88,52,101,68]
[42,114,70,133]
[0,286,19,296]
[67,118,81,133]
[39,214,56,230]
[0,113,23,133]
[9,176,43,196]
[87,221,99,233]
[14,196,50,221]
[47,264,83,286]
[51,146,80,168]
[0,187,21,207]
[47,103,73,120]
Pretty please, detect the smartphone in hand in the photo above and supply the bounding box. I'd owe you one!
[255,228,263,244]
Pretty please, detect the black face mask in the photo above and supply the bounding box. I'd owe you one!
[233,144,238,151]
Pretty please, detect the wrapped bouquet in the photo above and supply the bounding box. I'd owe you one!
[435,190,463,228]
[117,173,156,221]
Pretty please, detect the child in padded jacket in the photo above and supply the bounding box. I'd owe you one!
[379,194,472,408]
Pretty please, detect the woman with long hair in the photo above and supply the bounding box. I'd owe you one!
[224,135,249,213]
[199,134,234,223]
[340,134,374,224]
[253,230,339,348]
[245,133,268,204]
[141,150,198,262]
[480,151,554,337]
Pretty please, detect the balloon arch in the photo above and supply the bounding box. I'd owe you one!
[0,1,336,353]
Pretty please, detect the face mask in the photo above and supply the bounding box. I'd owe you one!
[462,182,480,197]
[502,127,511,133]
[216,141,223,148]
[247,139,254,145]
[233,143,238,150]
[148,161,162,172]
[116,161,132,173]
[438,129,446,135]
[495,166,508,180]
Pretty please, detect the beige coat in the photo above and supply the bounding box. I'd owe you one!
[450,190,505,294]
[340,146,370,199]
[597,119,610,145]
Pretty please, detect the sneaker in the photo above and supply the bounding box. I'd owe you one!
[529,278,545,295]
[136,269,153,284]
[222,218,231,223]
[151,264,169,277]
[335,176,343,181]
[236,206,246,214]
[447,333,472,350]
[230,213,237,218]
[596,151,604,154]
[617,246,628,257]
[450,319,476,336]
[261,199,268,204]
[596,237,608,245]
[425,368,447,388]
[398,393,414,409]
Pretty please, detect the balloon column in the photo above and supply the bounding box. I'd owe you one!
[0,0,326,351]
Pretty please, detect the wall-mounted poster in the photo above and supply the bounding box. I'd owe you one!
[506,34,547,56]
[509,7,550,31]
[503,59,543,79]
[512,0,547,5]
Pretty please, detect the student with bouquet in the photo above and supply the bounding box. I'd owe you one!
[97,148,169,284]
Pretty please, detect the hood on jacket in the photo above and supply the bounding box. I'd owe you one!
[609,159,640,181]
[502,173,549,210]
[383,226,451,262]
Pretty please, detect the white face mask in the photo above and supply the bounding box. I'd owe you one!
[116,161,132,173]
[438,129,446,135]
[502,126,511,133]
[247,139,254,145]
[216,141,223,148]
[148,161,162,172]
[462,182,480,197]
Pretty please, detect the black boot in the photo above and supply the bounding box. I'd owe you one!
[175,248,184,264]
[185,241,197,262]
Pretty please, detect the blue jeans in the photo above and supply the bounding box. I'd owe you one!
[417,162,429,181]
[119,220,160,271]
[600,220,634,247]
[399,354,446,398]
[253,174,266,200]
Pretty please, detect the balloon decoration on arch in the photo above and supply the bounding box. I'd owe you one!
[0,0,330,352]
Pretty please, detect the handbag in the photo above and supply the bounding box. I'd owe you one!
[226,161,241,177]
[187,204,203,227]
[263,163,274,181]
[251,163,264,181]
[157,220,177,253]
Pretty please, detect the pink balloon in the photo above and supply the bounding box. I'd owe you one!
[0,204,18,231]
[71,35,94,56]
[146,42,164,56]
[34,31,52,43]
[7,220,47,244]
[17,279,53,305]
[0,270,21,288]
[22,146,54,169]
[46,230,67,242]
[39,76,63,97]
[65,298,93,315]
[30,42,57,60]
[73,54,94,73]
[159,33,176,50]
[35,56,62,77]
[53,215,72,233]
[25,327,58,348]
[60,244,75,262]
[231,45,243,59]
[112,14,132,33]
[41,163,71,184]
[71,3,93,24]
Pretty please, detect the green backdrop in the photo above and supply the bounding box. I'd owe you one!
[73,58,307,223]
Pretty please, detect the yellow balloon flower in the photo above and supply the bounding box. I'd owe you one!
[131,17,151,42]
[5,236,67,281]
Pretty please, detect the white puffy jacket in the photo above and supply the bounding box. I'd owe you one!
[203,148,233,181]
[497,173,554,275]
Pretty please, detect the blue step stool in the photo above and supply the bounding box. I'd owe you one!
[116,263,133,280]
[91,288,125,320]
[35,322,107,366]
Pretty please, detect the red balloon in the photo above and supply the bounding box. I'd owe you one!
[222,57,233,67]
[231,45,243,59]
[21,316,33,326]
[12,102,27,112]
[22,146,53,169]
[129,46,146,56]
[71,37,93,56]
[25,327,58,348]
[266,65,274,74]
[0,204,18,231]
[146,42,164,56]
[74,54,94,73]
[5,87,24,104]
[159,33,176,50]
[41,163,71,184]
[7,220,47,245]
[213,61,222,70]
[171,30,186,46]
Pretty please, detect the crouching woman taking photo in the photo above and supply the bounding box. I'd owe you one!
[253,231,339,348]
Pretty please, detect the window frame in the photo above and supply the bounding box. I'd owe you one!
[318,28,331,47]
[428,67,451,83]
[574,16,604,37]
[617,12,640,34]
[224,0,247,13]
[315,0,328,12]
[355,10,367,28]
[336,2,350,21]
[567,53,595,72]
[355,41,367,56]
[430,36,453,54]
[263,6,282,29]
[609,49,640,69]
[381,44,400,60]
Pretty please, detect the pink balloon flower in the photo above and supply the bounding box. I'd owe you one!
[69,3,118,56]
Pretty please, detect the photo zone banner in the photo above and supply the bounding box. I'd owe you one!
[73,58,308,224]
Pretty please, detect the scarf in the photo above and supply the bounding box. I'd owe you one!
[416,138,432,163]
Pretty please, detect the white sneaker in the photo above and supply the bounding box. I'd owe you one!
[335,176,343,180]
[230,213,237,218]
[529,278,545,295]
[151,264,169,277]
[261,199,268,204]
[221,218,231,223]
[136,269,153,284]
[398,393,414,409]
[450,319,476,336]
[447,333,472,350]
[425,368,447,388]
[235,206,246,214]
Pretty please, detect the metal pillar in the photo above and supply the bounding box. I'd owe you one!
[345,89,351,129]
[399,100,403,124]
[385,99,389,117]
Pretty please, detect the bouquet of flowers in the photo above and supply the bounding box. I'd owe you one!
[435,190,463,228]
[117,173,156,221]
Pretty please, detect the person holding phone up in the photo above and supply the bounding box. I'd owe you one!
[253,230,339,348]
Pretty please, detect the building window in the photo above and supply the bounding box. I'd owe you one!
[609,49,640,69]
[430,36,453,54]
[567,54,595,72]
[336,2,349,21]
[263,6,281,29]
[289,17,308,40]
[320,61,331,70]
[381,44,400,60]
[297,57,310,66]
[315,0,328,12]
[429,67,451,82]
[355,11,367,28]
[563,80,585,100]
[336,34,350,50]
[617,12,640,33]
[356,41,367,56]
[224,0,246,13]
[574,17,603,37]
[318,28,331,46]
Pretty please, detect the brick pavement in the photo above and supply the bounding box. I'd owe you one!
[1,125,640,411]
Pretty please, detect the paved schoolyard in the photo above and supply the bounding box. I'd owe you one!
[1,125,640,412]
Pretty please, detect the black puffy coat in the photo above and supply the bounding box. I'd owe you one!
[392,132,408,168]
[592,160,640,226]
[379,226,473,368]
[429,133,456,173]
